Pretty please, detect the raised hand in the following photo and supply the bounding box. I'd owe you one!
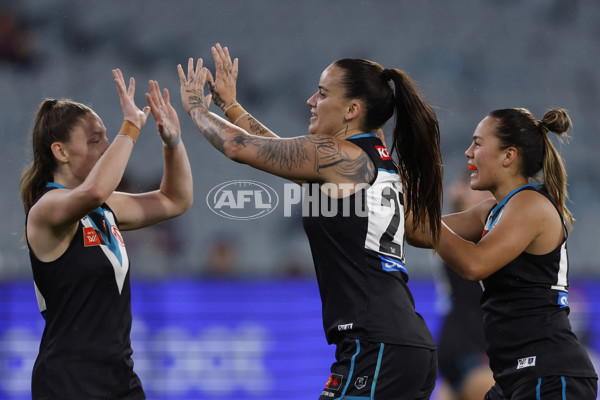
[112,68,150,129]
[208,43,239,111]
[177,58,212,115]
[145,80,181,147]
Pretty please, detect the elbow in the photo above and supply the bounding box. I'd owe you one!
[223,139,238,161]
[462,270,484,282]
[171,192,194,218]
[179,197,194,216]
[442,257,487,282]
[80,186,108,210]
[460,263,489,282]
[223,138,249,164]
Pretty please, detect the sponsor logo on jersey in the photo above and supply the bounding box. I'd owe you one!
[558,292,568,308]
[516,356,536,369]
[355,376,368,390]
[337,323,353,332]
[324,373,343,391]
[83,227,101,246]
[111,225,125,247]
[375,146,391,160]
[379,254,407,274]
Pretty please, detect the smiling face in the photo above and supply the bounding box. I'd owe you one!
[306,65,354,136]
[465,116,507,192]
[61,112,109,183]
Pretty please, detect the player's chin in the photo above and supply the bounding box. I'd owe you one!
[469,176,482,190]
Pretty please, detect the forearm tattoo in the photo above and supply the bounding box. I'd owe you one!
[190,108,226,153]
[248,117,271,136]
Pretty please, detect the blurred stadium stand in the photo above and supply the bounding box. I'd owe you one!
[2,0,600,279]
[1,1,599,399]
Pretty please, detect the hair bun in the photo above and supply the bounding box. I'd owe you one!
[540,108,572,136]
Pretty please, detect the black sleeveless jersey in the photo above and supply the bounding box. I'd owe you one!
[302,133,435,348]
[480,184,597,394]
[27,185,145,399]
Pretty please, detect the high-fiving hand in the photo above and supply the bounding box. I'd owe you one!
[146,80,181,147]
[207,43,239,111]
[112,68,150,129]
[178,58,212,115]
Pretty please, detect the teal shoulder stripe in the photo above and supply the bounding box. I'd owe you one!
[348,133,377,139]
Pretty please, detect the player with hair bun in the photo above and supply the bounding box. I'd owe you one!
[415,107,598,399]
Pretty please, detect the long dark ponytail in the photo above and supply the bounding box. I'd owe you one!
[334,59,443,243]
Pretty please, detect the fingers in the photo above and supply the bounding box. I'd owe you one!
[145,92,154,110]
[146,81,158,108]
[232,57,239,79]
[206,69,215,87]
[179,58,204,84]
[127,76,136,98]
[187,57,194,79]
[112,68,127,96]
[163,88,170,105]
[177,63,186,84]
[151,80,165,106]
[196,58,204,77]
[222,44,230,61]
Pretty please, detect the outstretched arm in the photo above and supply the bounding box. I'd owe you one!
[179,57,372,185]
[108,80,193,231]
[208,43,279,138]
[27,69,151,261]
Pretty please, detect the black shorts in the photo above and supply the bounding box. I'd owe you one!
[319,337,437,400]
[484,376,598,400]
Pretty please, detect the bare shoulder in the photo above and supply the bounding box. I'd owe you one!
[294,134,375,184]
[507,188,564,253]
[27,195,79,262]
[334,138,375,184]
[508,189,556,214]
[502,189,562,233]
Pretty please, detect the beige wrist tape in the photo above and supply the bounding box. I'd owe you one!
[225,104,248,124]
[117,120,140,143]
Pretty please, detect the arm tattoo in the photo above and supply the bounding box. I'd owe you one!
[207,81,226,109]
[231,134,375,183]
[232,135,311,170]
[190,108,226,153]
[248,117,271,136]
[185,88,209,112]
[335,150,375,183]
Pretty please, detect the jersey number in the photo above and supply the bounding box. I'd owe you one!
[378,187,405,259]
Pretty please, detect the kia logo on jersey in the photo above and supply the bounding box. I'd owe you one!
[375,146,391,160]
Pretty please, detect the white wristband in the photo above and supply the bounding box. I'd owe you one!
[233,112,249,126]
